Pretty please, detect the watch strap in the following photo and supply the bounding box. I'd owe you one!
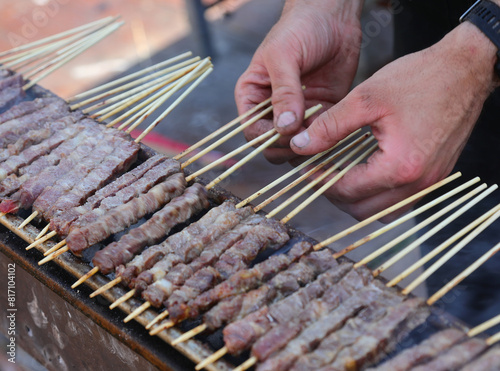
[461,0,500,76]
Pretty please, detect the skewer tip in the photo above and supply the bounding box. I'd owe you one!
[90,276,122,298]
[195,346,228,370]
[149,320,174,336]
[72,266,99,289]
[171,324,207,345]
[124,301,151,323]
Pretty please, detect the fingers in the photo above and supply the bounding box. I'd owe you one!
[290,88,382,155]
[263,49,305,136]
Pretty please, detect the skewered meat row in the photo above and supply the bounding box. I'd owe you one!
[0,119,112,212]
[255,278,405,371]
[117,201,252,287]
[67,173,192,256]
[411,338,488,371]
[0,97,69,149]
[41,139,139,221]
[460,346,500,371]
[32,129,134,220]
[248,266,372,363]
[166,218,290,323]
[202,245,337,333]
[51,155,177,236]
[0,97,49,125]
[0,111,84,163]
[93,182,210,275]
[220,260,353,356]
[153,213,264,295]
[0,113,86,182]
[297,298,429,371]
[0,73,24,112]
[139,204,255,305]
[368,328,466,371]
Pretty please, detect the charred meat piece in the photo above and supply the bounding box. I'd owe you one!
[0,98,55,126]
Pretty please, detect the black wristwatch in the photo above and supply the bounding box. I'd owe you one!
[461,0,500,77]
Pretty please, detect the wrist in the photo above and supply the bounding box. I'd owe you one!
[283,0,365,22]
[448,21,500,90]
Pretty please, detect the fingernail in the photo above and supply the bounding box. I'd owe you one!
[292,131,310,148]
[276,111,296,128]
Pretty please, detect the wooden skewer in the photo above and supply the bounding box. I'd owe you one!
[185,129,277,182]
[0,16,115,58]
[91,62,200,119]
[103,63,203,127]
[23,22,123,90]
[149,320,175,336]
[468,312,500,337]
[205,133,281,190]
[387,203,500,287]
[71,56,199,108]
[90,276,122,298]
[195,346,228,370]
[373,184,497,277]
[21,18,119,77]
[36,224,50,240]
[333,177,481,259]
[109,289,136,310]
[425,239,500,304]
[204,105,323,190]
[7,17,119,69]
[17,211,39,230]
[281,143,378,224]
[174,97,272,161]
[404,206,500,296]
[26,230,57,250]
[67,52,193,101]
[124,302,151,323]
[77,58,201,112]
[236,129,363,209]
[180,105,273,169]
[233,356,257,371]
[427,240,500,306]
[266,136,375,219]
[313,172,462,250]
[134,67,214,143]
[145,309,169,330]
[38,245,69,265]
[112,59,211,132]
[72,266,100,289]
[356,183,487,269]
[171,324,207,345]
[44,239,67,256]
[258,134,371,213]
[487,332,500,346]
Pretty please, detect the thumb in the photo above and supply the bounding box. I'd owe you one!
[290,89,379,155]
[265,54,305,136]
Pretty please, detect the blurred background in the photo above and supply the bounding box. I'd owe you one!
[0,1,418,370]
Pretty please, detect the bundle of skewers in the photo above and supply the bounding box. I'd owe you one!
[1,20,500,371]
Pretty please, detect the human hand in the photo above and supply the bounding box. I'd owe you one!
[290,22,499,221]
[235,0,364,164]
